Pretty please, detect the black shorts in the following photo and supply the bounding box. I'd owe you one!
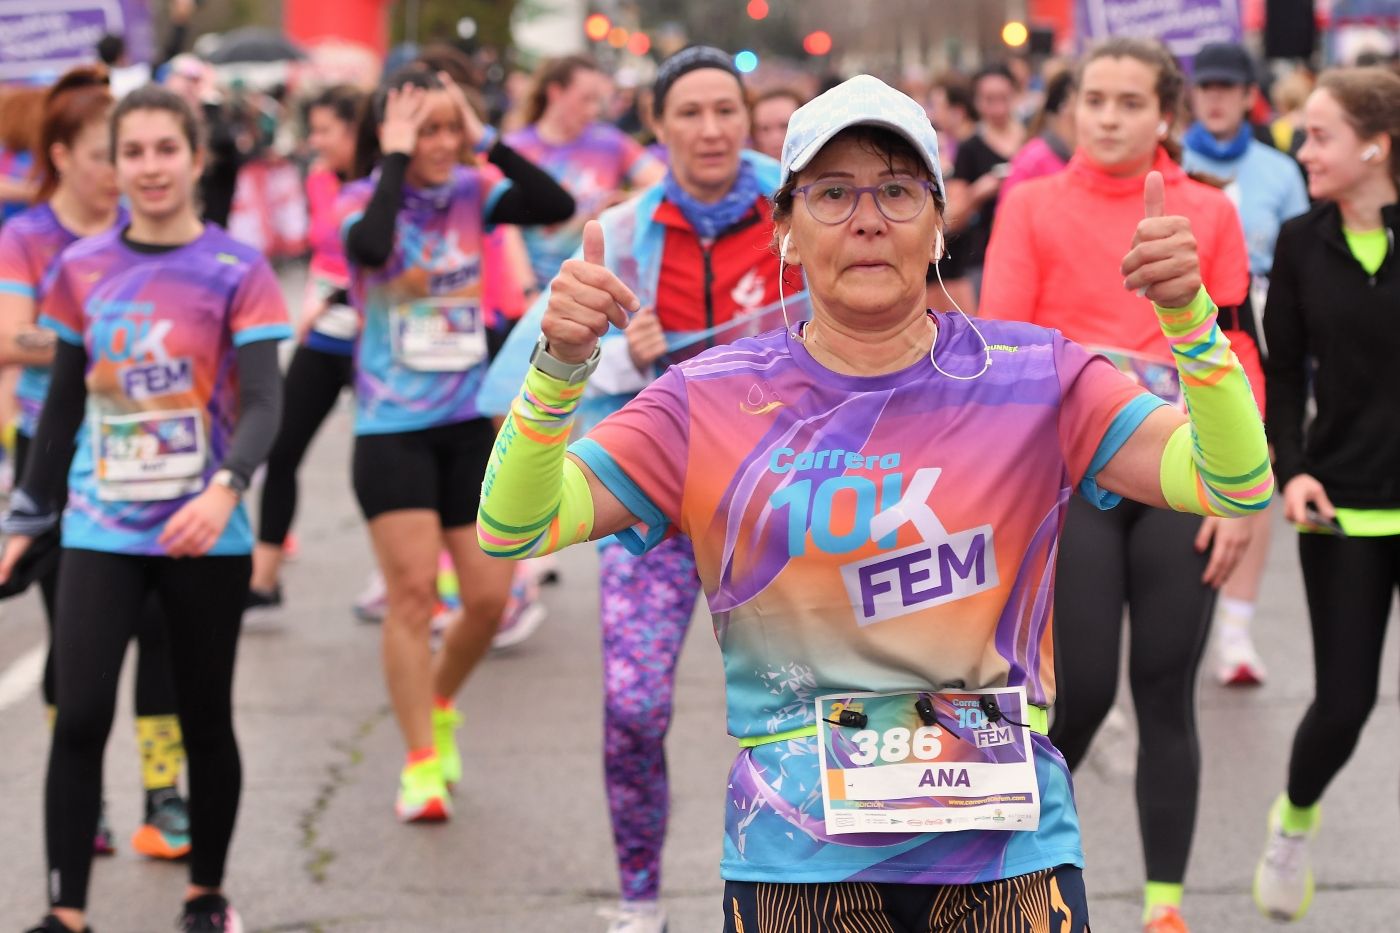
[351,417,495,528]
[722,865,1089,933]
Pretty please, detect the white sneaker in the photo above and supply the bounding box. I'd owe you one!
[1254,796,1317,921]
[491,572,547,651]
[599,902,667,933]
[1215,623,1267,686]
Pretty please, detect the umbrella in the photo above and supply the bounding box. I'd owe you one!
[202,28,306,65]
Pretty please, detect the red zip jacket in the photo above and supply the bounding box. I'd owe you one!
[651,197,799,332]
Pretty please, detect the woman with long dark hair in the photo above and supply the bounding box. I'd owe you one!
[5,83,291,933]
[247,85,365,611]
[0,66,191,864]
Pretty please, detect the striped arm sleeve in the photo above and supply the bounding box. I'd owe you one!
[477,365,596,559]
[1156,287,1274,517]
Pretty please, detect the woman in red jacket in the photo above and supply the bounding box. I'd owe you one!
[983,38,1261,933]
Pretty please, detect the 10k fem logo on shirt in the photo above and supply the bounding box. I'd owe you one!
[767,450,998,625]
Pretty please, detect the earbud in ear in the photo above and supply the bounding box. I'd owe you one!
[1361,144,1381,163]
[1157,121,1169,137]
[780,232,791,263]
[934,228,945,263]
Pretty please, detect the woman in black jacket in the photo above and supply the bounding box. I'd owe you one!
[1255,66,1400,923]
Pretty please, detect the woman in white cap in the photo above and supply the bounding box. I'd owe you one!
[479,75,1270,930]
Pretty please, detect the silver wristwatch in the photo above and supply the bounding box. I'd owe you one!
[210,469,247,500]
[529,334,601,384]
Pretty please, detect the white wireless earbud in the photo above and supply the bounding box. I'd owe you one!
[780,231,792,263]
[1157,121,1169,137]
[1361,144,1382,162]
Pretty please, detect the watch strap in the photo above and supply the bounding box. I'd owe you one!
[530,334,601,384]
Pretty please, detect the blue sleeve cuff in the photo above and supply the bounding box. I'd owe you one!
[570,436,671,555]
[37,314,81,347]
[0,280,35,298]
[483,179,515,230]
[233,323,294,347]
[339,211,364,252]
[1079,393,1168,510]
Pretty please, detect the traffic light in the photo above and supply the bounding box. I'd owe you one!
[803,30,832,56]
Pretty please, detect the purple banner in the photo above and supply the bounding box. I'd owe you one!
[0,0,153,82]
[1332,0,1400,21]
[1075,0,1243,69]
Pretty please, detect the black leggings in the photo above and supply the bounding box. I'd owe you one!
[14,433,177,718]
[1049,496,1215,885]
[47,549,250,909]
[256,344,354,546]
[1287,532,1400,807]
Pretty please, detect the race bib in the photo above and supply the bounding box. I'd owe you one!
[1091,347,1183,408]
[817,687,1040,835]
[94,408,207,502]
[390,297,486,372]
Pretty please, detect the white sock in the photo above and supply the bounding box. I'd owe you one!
[622,900,661,915]
[1217,596,1255,627]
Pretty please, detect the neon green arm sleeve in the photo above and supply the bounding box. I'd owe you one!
[477,365,596,559]
[1156,287,1274,517]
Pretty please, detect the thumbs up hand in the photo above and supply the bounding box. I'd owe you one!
[1120,171,1203,311]
[541,220,641,364]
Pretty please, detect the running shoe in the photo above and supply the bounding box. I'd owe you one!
[1214,624,1267,687]
[353,574,387,623]
[1254,796,1318,921]
[179,893,243,932]
[93,803,115,856]
[491,572,547,651]
[396,756,451,823]
[244,585,282,613]
[433,705,463,788]
[599,902,667,933]
[131,787,191,860]
[429,605,455,653]
[1143,906,1189,933]
[24,916,91,933]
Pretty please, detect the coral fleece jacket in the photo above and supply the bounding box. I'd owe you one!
[981,149,1250,362]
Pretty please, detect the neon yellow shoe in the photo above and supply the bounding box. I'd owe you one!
[433,706,463,789]
[396,756,451,823]
[1254,795,1318,921]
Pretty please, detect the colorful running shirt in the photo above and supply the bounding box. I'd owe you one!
[340,164,511,435]
[39,225,292,556]
[504,122,657,284]
[0,203,126,437]
[574,315,1163,884]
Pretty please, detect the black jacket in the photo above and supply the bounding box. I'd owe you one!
[1263,200,1400,506]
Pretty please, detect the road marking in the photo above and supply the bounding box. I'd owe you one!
[0,644,44,713]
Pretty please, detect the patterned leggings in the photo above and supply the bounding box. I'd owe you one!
[600,536,701,903]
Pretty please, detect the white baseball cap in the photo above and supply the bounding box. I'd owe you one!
[780,74,946,199]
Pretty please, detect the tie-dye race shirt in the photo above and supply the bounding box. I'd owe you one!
[0,203,126,437]
[40,226,291,556]
[574,314,1164,884]
[504,122,657,284]
[340,164,511,435]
